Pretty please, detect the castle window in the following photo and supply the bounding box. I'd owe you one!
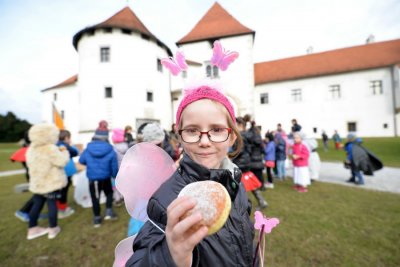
[53,93,57,101]
[157,59,163,72]
[105,87,113,98]
[347,122,357,132]
[61,110,65,119]
[329,84,341,99]
[371,80,383,95]
[205,63,218,78]
[260,93,269,104]
[182,70,187,78]
[103,27,112,33]
[147,91,153,102]
[291,89,302,102]
[122,29,131,35]
[100,47,110,62]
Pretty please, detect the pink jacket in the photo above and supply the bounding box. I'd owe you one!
[292,142,309,167]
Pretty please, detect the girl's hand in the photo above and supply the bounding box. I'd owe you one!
[292,154,299,159]
[166,196,208,267]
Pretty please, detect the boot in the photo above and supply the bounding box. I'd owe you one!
[254,189,268,209]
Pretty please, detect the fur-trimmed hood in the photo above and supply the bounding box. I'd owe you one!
[29,123,59,147]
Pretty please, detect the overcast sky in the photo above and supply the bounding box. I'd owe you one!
[1,0,399,123]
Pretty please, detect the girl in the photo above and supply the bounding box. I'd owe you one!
[126,85,255,266]
[264,132,276,188]
[291,132,310,192]
[26,123,69,239]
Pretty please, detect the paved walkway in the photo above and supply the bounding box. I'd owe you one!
[317,162,400,194]
[2,163,399,194]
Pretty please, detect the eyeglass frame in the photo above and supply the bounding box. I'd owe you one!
[178,127,232,143]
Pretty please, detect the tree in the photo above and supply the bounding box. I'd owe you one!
[0,112,31,142]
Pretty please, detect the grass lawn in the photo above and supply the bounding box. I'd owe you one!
[1,174,399,266]
[0,143,22,172]
[316,137,400,168]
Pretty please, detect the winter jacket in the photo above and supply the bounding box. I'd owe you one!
[264,141,276,161]
[57,141,79,177]
[232,131,252,172]
[26,124,69,194]
[275,135,287,161]
[126,154,255,267]
[113,142,129,167]
[345,142,383,175]
[79,140,118,180]
[247,128,264,170]
[292,142,309,167]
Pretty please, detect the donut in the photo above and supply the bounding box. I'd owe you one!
[178,180,231,235]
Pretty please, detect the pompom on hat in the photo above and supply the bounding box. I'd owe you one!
[93,120,109,140]
[142,123,165,145]
[112,128,125,143]
[175,85,236,126]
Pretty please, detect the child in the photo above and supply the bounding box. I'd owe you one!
[291,132,310,192]
[57,129,79,218]
[124,125,135,147]
[233,117,267,209]
[112,128,129,206]
[275,132,287,180]
[26,123,69,239]
[264,132,276,188]
[125,84,255,266]
[79,128,118,227]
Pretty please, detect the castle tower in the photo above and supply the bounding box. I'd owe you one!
[72,7,172,138]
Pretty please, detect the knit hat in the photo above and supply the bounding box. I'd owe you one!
[112,128,125,143]
[175,85,235,127]
[142,123,165,145]
[93,120,109,140]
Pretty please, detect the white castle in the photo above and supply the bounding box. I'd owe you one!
[41,3,400,145]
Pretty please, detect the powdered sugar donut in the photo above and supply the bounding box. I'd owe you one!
[178,180,231,235]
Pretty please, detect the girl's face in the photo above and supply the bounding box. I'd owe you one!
[179,99,237,169]
[294,134,302,144]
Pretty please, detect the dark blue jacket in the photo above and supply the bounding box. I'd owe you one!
[79,140,118,180]
[275,136,287,161]
[126,154,255,267]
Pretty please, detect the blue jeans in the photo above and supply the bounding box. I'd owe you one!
[276,160,286,179]
[353,170,364,184]
[29,194,58,228]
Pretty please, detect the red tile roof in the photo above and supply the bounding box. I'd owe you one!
[73,7,171,55]
[255,39,400,85]
[42,75,77,92]
[177,2,254,45]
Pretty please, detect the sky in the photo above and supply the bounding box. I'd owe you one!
[1,0,399,124]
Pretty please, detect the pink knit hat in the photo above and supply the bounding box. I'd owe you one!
[175,85,235,127]
[112,128,125,143]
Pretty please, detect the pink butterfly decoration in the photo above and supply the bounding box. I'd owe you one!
[211,40,239,71]
[161,50,188,76]
[254,211,280,234]
[253,211,279,267]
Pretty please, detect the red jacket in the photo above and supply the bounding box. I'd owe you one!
[292,142,309,167]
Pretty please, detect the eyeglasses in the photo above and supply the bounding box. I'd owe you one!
[178,128,232,143]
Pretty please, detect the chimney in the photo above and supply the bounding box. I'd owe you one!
[306,46,313,54]
[366,34,375,44]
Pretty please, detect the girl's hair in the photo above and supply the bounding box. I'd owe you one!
[125,125,132,132]
[59,129,71,141]
[177,99,242,158]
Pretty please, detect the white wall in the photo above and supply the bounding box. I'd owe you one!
[254,68,396,137]
[77,28,172,140]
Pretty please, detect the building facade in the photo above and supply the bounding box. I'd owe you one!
[41,3,400,145]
